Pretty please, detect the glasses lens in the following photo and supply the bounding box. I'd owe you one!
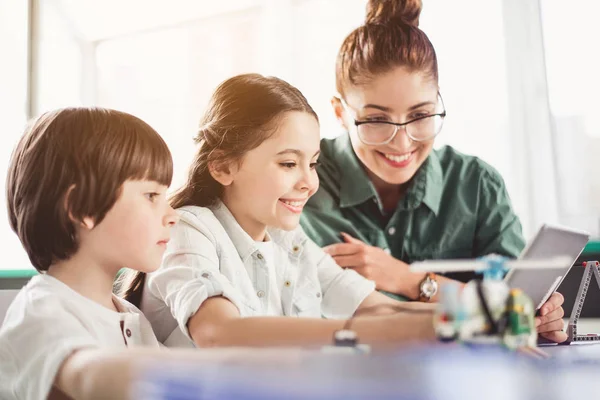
[357,123,396,145]
[406,115,445,141]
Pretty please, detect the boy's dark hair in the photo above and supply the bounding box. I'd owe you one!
[6,107,173,272]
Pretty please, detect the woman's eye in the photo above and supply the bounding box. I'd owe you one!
[364,116,390,122]
[310,161,321,170]
[280,162,297,169]
[410,112,430,120]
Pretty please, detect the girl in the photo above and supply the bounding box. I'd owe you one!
[127,73,436,348]
[299,0,566,343]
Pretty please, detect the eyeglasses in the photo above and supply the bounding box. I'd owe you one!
[343,94,447,146]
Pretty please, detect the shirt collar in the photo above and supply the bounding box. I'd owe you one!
[332,134,443,215]
[210,200,303,261]
[210,200,266,262]
[402,148,443,215]
[332,134,379,208]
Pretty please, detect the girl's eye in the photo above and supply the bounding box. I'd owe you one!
[145,192,160,202]
[310,161,321,170]
[280,162,297,169]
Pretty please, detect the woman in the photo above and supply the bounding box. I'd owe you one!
[300,0,566,343]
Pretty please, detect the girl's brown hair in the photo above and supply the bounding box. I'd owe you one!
[170,73,318,210]
[120,73,318,305]
[336,0,438,96]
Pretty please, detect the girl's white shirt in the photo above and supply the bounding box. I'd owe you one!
[253,239,285,316]
[141,200,375,347]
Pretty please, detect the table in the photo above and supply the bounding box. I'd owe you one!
[133,344,600,400]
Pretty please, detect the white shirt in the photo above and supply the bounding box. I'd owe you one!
[141,201,375,347]
[254,240,284,316]
[0,274,159,400]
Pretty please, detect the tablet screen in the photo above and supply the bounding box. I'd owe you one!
[505,224,590,309]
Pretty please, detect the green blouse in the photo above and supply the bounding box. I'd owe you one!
[301,134,526,288]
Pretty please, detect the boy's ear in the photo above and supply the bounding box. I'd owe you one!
[81,217,95,230]
[331,96,350,131]
[208,157,238,187]
[64,185,96,230]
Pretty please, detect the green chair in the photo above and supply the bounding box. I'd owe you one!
[0,269,38,323]
[578,239,600,264]
[0,269,38,290]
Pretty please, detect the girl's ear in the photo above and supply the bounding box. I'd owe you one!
[331,96,350,131]
[208,156,238,187]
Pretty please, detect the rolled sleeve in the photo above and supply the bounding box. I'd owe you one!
[304,239,375,319]
[146,211,247,340]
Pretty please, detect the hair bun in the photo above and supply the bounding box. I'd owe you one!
[365,0,422,27]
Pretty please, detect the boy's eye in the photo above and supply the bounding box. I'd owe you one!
[145,192,160,202]
[279,162,297,169]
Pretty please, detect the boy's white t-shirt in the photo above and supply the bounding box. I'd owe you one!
[253,240,284,316]
[0,274,159,400]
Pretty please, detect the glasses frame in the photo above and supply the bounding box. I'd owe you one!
[348,93,447,146]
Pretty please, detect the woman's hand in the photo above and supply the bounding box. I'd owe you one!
[323,232,409,293]
[535,292,567,343]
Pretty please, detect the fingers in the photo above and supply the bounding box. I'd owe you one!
[323,243,363,257]
[536,317,565,334]
[331,254,367,268]
[535,306,564,327]
[539,292,564,316]
[340,232,363,244]
[539,330,568,344]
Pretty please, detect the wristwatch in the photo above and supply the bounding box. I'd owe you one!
[418,272,438,302]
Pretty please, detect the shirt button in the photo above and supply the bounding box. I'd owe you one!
[284,280,291,287]
[125,328,132,338]
[388,227,396,235]
[201,272,210,279]
[292,245,300,253]
[316,292,321,298]
[384,248,391,255]
[256,253,264,260]
[257,290,265,298]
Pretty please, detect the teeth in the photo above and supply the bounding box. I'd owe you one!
[281,200,304,207]
[384,152,412,163]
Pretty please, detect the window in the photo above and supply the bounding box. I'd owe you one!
[95,9,263,190]
[541,0,600,236]
[4,0,593,270]
[0,0,30,269]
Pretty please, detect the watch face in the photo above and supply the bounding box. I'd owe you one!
[421,279,438,297]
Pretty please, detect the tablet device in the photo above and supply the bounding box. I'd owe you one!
[504,224,590,310]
